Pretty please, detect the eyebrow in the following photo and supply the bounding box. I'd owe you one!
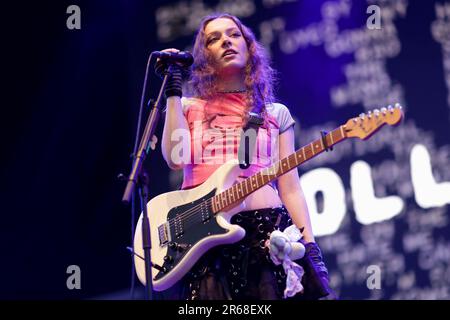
[206,27,240,37]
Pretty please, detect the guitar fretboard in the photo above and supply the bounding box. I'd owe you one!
[210,126,347,213]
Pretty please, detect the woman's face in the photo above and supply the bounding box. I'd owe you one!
[204,17,249,76]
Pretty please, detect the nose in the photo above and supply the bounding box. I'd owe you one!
[221,36,232,48]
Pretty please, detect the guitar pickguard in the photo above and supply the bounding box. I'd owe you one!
[154,188,228,281]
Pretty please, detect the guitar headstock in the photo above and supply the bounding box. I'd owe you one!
[344,103,404,140]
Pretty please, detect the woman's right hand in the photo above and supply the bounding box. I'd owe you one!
[155,48,181,78]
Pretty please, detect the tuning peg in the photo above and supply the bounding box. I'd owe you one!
[367,110,372,118]
[353,118,358,123]
[387,105,393,113]
[394,102,402,110]
[359,113,365,119]
[381,107,387,114]
[374,109,380,117]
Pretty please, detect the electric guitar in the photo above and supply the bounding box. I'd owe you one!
[133,104,404,291]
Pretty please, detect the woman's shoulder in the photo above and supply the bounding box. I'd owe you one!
[265,101,296,133]
[265,101,292,117]
[180,96,207,114]
[181,96,205,103]
[181,96,205,107]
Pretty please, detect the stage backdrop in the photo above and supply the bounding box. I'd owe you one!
[2,0,449,299]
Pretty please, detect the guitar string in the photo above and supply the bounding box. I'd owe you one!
[164,138,331,232]
[165,169,276,230]
[165,172,283,233]
[176,121,382,229]
[162,120,394,237]
[162,129,363,238]
[154,119,392,241]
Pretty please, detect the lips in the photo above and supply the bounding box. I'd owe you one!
[222,49,237,58]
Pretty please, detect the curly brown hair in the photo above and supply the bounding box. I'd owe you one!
[186,13,277,119]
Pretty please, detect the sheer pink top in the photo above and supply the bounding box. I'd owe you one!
[180,93,295,189]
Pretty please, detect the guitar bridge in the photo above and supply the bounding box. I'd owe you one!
[158,222,171,246]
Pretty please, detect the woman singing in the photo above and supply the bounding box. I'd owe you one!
[155,13,334,300]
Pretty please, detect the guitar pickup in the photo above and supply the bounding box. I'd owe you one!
[174,215,184,238]
[200,200,211,223]
[158,222,171,246]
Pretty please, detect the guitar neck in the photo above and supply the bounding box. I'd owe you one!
[211,125,348,213]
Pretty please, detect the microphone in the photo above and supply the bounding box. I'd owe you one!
[152,51,194,67]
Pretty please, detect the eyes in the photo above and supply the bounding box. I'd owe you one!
[206,32,242,45]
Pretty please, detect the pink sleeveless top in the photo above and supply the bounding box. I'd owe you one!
[180,93,295,189]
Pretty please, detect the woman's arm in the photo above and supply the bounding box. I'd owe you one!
[161,96,190,170]
[276,124,336,299]
[277,126,315,243]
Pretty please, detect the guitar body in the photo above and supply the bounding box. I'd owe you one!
[133,160,246,291]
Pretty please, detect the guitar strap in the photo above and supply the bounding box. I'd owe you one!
[238,112,264,169]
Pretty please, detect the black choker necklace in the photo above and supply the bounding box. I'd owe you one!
[217,89,247,93]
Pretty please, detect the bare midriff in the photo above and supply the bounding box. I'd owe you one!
[235,176,283,210]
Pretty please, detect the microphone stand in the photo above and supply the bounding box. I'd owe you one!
[122,58,174,300]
